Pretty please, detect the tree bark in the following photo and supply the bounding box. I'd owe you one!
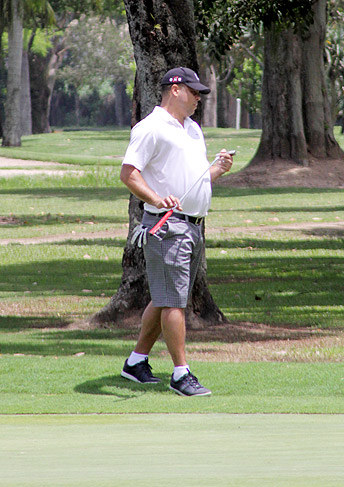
[20,48,32,136]
[29,51,52,133]
[0,8,6,138]
[114,81,131,126]
[251,0,343,166]
[2,0,23,147]
[29,37,64,134]
[200,61,217,127]
[92,0,227,329]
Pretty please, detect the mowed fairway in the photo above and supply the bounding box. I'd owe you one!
[1,413,344,487]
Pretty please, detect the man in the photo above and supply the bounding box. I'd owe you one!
[120,67,233,396]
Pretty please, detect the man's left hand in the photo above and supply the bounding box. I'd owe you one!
[217,149,233,174]
[209,149,234,182]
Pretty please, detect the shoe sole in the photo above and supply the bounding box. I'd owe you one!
[169,385,212,397]
[121,370,161,384]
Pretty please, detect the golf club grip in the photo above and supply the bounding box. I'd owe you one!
[149,209,173,235]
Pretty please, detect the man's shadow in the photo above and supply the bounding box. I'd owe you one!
[74,374,171,401]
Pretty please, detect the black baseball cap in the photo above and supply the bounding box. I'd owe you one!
[161,67,211,94]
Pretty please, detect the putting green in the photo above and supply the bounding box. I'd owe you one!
[0,414,343,486]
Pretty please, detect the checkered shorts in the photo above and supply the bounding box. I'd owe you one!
[142,212,203,308]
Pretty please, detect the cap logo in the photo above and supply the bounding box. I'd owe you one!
[194,73,200,81]
[170,76,182,83]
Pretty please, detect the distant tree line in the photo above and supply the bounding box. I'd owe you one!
[1,0,344,146]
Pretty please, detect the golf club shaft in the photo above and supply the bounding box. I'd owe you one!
[148,154,221,235]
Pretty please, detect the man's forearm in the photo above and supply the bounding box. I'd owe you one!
[209,164,228,182]
[120,164,161,207]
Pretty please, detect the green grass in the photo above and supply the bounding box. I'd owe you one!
[0,350,343,413]
[1,414,343,487]
[1,126,344,417]
[0,129,130,166]
[0,126,259,172]
[1,186,343,328]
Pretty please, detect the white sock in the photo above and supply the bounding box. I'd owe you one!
[127,351,148,367]
[173,365,189,381]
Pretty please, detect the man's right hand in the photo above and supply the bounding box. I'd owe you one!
[155,194,182,212]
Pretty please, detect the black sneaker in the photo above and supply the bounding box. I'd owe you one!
[121,358,161,384]
[169,371,212,397]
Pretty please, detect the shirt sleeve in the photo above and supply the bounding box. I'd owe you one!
[122,121,156,171]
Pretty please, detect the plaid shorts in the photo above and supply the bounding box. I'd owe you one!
[142,212,204,308]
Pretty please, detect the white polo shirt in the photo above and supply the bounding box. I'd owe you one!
[122,106,212,217]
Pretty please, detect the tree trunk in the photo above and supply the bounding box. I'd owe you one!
[251,0,343,166]
[29,52,52,133]
[20,48,32,136]
[200,62,217,127]
[114,81,131,126]
[92,0,227,329]
[0,10,6,139]
[29,37,64,134]
[2,0,23,147]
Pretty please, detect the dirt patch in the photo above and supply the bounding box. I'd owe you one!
[0,156,81,178]
[0,228,128,245]
[217,157,344,188]
[0,157,63,167]
[66,319,344,362]
[0,216,21,226]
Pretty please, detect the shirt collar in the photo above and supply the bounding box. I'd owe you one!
[154,106,193,129]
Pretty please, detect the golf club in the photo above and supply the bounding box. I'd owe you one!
[148,150,235,235]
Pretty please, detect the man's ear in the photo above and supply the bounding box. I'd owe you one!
[170,84,180,97]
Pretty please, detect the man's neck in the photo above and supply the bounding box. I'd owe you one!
[160,103,185,127]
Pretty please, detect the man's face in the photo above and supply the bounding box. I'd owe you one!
[175,84,201,117]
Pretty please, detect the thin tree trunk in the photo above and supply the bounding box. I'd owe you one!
[200,62,217,127]
[0,8,6,138]
[75,93,80,126]
[92,0,227,329]
[20,48,32,135]
[114,81,129,126]
[30,37,64,134]
[2,0,23,147]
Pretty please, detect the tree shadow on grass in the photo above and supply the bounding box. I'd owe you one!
[206,236,344,251]
[3,214,127,228]
[0,325,138,355]
[0,186,129,202]
[0,258,122,298]
[212,186,344,198]
[74,374,170,398]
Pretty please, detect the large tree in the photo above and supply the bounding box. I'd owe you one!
[254,0,343,164]
[195,0,344,166]
[91,0,227,329]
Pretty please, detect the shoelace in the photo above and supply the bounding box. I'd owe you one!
[141,359,154,377]
[185,372,201,388]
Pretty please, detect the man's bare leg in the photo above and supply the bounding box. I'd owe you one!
[161,307,187,366]
[161,307,211,396]
[121,301,162,383]
[134,301,162,355]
